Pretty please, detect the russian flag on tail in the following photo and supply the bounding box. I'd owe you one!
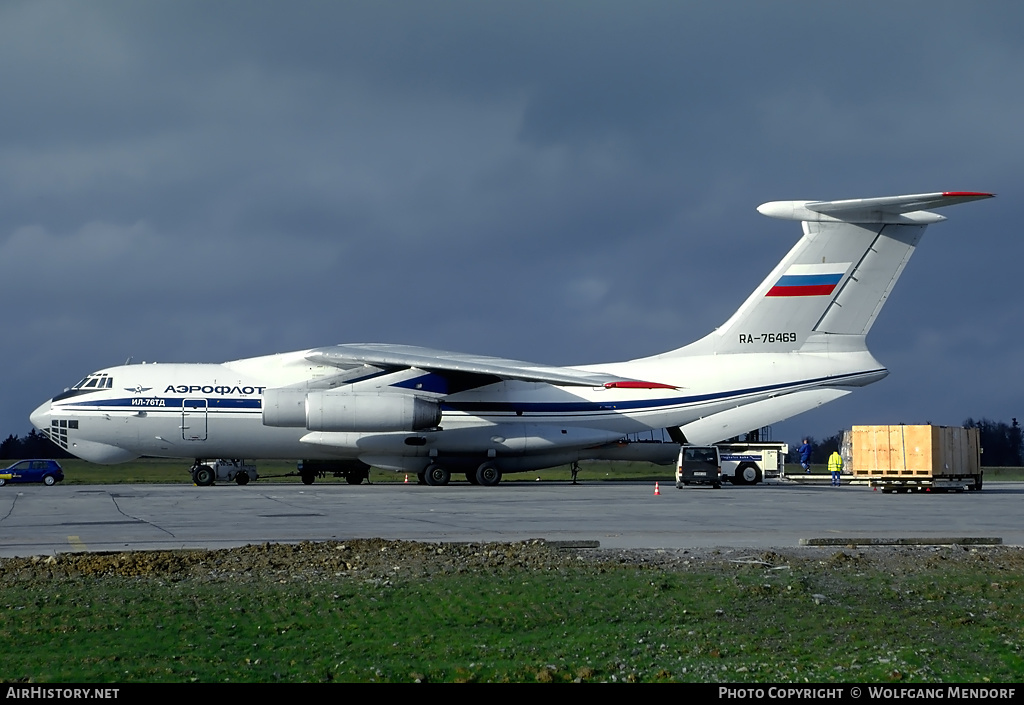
[766,263,850,297]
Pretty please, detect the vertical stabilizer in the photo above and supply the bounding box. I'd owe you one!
[672,191,992,356]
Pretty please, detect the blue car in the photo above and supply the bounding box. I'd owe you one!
[0,459,64,486]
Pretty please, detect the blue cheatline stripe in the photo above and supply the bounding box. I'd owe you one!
[52,368,883,418]
[59,397,263,410]
[391,372,450,394]
[773,273,843,287]
[442,369,883,415]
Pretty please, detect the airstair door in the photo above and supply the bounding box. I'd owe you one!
[182,398,208,441]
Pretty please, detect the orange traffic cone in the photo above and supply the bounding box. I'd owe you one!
[654,482,661,496]
[404,474,409,484]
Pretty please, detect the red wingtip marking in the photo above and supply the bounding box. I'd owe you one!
[942,191,994,197]
[604,381,678,390]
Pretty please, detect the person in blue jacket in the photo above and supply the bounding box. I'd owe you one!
[799,439,812,474]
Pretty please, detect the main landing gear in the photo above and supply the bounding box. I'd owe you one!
[294,459,372,485]
[474,462,502,487]
[421,464,451,486]
[419,461,503,486]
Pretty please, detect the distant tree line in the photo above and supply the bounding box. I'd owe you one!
[789,418,1023,467]
[964,418,1023,467]
[0,430,72,461]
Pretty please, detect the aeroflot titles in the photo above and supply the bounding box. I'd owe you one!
[162,385,267,395]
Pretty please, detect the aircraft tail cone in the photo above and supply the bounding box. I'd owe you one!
[654,482,661,496]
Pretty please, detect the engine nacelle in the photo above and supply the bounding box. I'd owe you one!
[305,391,441,432]
[263,387,441,431]
[262,388,308,427]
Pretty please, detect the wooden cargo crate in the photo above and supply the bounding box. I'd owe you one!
[850,425,980,479]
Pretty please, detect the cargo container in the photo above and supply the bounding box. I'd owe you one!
[847,425,982,492]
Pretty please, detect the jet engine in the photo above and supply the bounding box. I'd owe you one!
[262,387,441,432]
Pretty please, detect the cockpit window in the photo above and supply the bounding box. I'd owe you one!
[72,373,113,390]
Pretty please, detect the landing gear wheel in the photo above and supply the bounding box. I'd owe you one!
[416,472,427,485]
[423,464,450,486]
[735,463,762,485]
[300,473,315,485]
[194,465,215,486]
[346,471,367,485]
[235,473,250,486]
[465,472,480,485]
[475,462,502,487]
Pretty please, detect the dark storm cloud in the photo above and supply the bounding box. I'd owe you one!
[2,1,1021,441]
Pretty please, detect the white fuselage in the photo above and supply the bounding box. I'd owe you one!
[30,345,883,472]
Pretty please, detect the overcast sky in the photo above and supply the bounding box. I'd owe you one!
[3,1,1021,447]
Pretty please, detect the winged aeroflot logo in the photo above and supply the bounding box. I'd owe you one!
[126,385,153,394]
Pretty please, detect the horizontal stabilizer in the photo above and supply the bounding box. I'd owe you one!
[757,191,993,224]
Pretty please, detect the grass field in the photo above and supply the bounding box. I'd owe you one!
[1,543,1022,683]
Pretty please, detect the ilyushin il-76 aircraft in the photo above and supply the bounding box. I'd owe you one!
[31,191,992,486]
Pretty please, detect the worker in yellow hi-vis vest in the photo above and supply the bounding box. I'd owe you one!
[828,450,843,487]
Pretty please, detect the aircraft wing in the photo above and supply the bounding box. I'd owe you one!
[306,344,674,389]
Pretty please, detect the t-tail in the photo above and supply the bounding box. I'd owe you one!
[638,191,993,445]
[679,191,993,357]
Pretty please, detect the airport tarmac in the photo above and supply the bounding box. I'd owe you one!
[1,480,1020,557]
